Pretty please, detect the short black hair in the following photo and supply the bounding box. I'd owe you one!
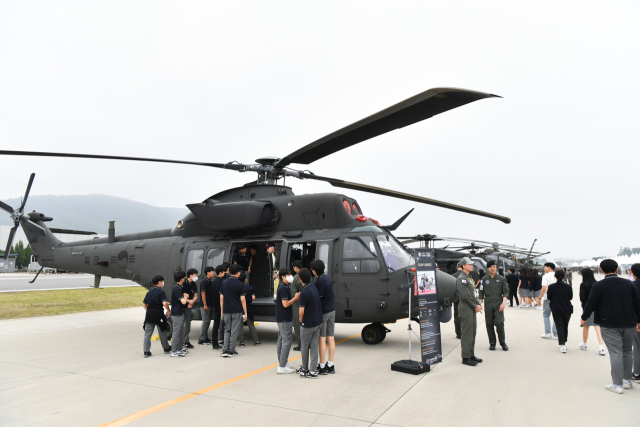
[229,264,243,275]
[215,265,226,275]
[279,267,291,280]
[554,269,565,282]
[151,275,164,286]
[236,243,247,250]
[292,260,304,269]
[309,260,316,272]
[631,263,640,278]
[544,262,556,270]
[600,259,618,274]
[312,259,325,276]
[222,262,231,271]
[298,268,312,285]
[186,268,198,277]
[238,272,247,283]
[508,268,515,273]
[248,243,258,250]
[204,266,215,275]
[174,271,187,282]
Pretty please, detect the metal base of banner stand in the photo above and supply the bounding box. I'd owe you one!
[391,360,430,375]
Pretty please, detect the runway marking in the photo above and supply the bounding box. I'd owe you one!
[98,333,360,427]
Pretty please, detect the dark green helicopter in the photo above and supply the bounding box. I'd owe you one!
[0,87,511,344]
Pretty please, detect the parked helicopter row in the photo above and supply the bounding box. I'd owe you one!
[1,87,515,344]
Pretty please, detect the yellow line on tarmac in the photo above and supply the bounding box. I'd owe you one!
[99,333,360,427]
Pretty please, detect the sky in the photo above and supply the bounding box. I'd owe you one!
[0,1,638,260]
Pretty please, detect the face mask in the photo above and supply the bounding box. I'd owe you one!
[286,275,293,283]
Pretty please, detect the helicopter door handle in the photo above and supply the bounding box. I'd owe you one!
[379,277,389,281]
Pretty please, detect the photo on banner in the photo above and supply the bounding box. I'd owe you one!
[415,248,442,365]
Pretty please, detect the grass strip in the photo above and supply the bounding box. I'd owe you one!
[0,286,147,320]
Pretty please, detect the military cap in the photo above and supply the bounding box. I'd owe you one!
[486,260,496,268]
[457,257,474,267]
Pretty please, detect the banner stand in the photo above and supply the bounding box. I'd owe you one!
[391,267,430,375]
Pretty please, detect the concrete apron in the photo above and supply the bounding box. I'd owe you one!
[0,278,636,427]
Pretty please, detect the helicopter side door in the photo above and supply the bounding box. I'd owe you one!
[337,232,388,303]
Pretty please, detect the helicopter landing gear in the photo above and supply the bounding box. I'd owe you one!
[361,323,390,345]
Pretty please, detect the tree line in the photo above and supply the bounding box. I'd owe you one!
[618,247,640,256]
[0,240,34,269]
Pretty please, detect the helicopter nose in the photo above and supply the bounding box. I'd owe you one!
[435,270,457,306]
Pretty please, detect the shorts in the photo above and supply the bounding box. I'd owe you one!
[320,311,335,337]
[584,311,597,327]
[532,290,541,298]
[519,289,530,297]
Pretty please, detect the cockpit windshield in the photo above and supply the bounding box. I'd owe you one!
[376,235,414,272]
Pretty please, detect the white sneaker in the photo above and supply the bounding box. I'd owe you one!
[560,345,567,353]
[579,343,588,351]
[541,333,552,339]
[286,363,294,369]
[622,381,633,390]
[598,346,605,356]
[605,384,623,394]
[277,366,295,375]
[535,306,543,310]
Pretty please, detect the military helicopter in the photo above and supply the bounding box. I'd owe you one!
[0,87,511,345]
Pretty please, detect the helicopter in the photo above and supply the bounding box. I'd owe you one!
[0,87,511,345]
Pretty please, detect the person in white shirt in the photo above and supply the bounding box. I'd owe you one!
[540,262,558,339]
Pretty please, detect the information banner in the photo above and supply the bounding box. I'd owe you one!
[415,248,442,365]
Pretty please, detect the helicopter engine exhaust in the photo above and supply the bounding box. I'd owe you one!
[187,201,278,232]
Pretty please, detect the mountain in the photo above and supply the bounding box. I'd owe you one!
[0,194,188,235]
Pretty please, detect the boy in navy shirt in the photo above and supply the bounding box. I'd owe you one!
[220,264,247,357]
[198,266,215,346]
[170,271,188,357]
[142,275,171,357]
[182,268,199,349]
[297,268,323,378]
[275,268,299,374]
[211,265,225,349]
[313,260,336,375]
[233,244,251,273]
[238,272,260,347]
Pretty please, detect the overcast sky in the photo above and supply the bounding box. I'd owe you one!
[1,1,638,260]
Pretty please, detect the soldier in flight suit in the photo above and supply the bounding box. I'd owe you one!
[452,265,463,339]
[456,257,483,366]
[478,260,510,351]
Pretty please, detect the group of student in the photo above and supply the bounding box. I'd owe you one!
[141,249,338,377]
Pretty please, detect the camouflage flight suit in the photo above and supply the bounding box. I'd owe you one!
[478,273,509,346]
[456,271,480,359]
[452,270,462,338]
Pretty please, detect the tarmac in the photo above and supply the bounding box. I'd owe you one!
[0,275,637,427]
[0,273,137,292]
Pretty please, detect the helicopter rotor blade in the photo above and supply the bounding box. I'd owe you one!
[275,88,500,168]
[0,151,248,171]
[3,226,17,260]
[298,172,511,224]
[0,200,14,214]
[18,173,35,213]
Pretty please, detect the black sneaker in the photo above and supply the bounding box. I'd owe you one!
[293,345,301,351]
[304,371,318,379]
[163,348,171,354]
[326,365,335,374]
[212,344,221,349]
[255,341,261,346]
[218,339,224,345]
[228,351,239,358]
[318,365,329,375]
[198,339,212,346]
[240,342,245,348]
[220,351,229,357]
[184,342,194,349]
[144,351,152,358]
[462,358,477,366]
[298,368,308,378]
[632,374,640,383]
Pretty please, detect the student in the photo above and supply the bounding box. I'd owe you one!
[297,268,323,378]
[210,265,225,349]
[182,268,199,349]
[313,260,336,374]
[247,244,258,275]
[506,268,520,308]
[217,262,232,345]
[142,275,171,357]
[518,267,531,308]
[275,268,299,374]
[198,267,215,346]
[238,272,260,347]
[547,269,573,353]
[220,264,247,357]
[233,244,251,273]
[170,271,188,357]
[579,268,605,355]
[290,260,305,350]
[540,263,558,339]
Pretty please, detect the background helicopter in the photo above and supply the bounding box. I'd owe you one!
[1,87,511,344]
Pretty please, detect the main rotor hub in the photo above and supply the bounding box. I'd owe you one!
[255,157,281,166]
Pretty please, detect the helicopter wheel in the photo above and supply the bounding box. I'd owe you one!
[361,324,383,345]
[165,318,173,338]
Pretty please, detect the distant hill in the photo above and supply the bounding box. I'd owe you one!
[0,194,188,235]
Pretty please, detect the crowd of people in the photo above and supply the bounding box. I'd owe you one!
[455,257,640,394]
[140,242,337,378]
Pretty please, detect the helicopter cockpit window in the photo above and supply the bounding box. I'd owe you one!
[186,249,204,273]
[342,236,380,274]
[376,235,414,272]
[205,248,226,268]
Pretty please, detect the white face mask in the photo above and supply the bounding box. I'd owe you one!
[285,275,294,284]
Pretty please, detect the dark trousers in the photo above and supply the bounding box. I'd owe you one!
[508,287,519,307]
[211,310,221,347]
[551,311,571,345]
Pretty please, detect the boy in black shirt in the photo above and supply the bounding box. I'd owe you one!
[233,244,251,273]
[220,264,247,357]
[170,271,188,357]
[198,267,215,346]
[142,275,171,357]
[182,268,199,349]
[238,272,260,347]
[297,268,323,378]
[211,265,225,349]
[275,268,299,374]
[313,260,336,375]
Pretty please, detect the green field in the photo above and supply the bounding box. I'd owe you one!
[0,287,148,320]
